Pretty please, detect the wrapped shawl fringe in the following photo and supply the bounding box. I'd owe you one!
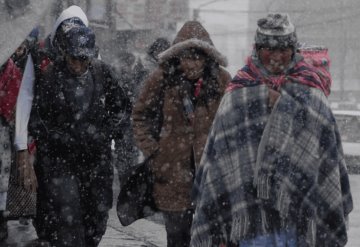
[256,174,271,199]
[306,219,317,247]
[229,210,269,243]
[230,213,250,242]
[276,188,291,220]
[256,173,291,220]
[190,238,213,247]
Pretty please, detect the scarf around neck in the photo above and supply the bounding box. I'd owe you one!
[227,52,331,96]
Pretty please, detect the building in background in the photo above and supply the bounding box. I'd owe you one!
[248,0,360,106]
[33,0,360,109]
[191,0,360,109]
[0,0,55,65]
[189,0,250,75]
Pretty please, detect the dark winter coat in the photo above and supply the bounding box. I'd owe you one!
[30,58,131,163]
[132,21,231,211]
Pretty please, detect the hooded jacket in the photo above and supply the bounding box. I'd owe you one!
[30,58,130,165]
[132,21,231,211]
[15,5,89,151]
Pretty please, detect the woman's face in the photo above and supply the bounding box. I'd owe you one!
[258,47,293,74]
[179,55,206,80]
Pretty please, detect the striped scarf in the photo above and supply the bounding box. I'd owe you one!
[227,53,331,96]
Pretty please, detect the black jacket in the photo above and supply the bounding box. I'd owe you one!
[30,58,131,156]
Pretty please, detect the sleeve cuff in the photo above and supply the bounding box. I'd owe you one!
[14,143,28,151]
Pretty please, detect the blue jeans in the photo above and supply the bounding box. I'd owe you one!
[239,227,297,247]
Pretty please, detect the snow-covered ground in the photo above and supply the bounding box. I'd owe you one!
[4,174,360,246]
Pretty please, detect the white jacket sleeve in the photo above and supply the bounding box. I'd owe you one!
[14,55,35,151]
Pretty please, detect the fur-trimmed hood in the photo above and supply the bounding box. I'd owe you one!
[158,21,228,67]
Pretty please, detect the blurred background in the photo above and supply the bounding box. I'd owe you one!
[1,0,360,154]
[21,0,359,110]
[3,0,359,151]
[0,1,359,245]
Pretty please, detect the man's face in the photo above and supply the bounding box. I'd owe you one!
[179,55,206,81]
[258,46,293,74]
[65,55,90,76]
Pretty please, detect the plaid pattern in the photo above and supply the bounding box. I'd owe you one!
[190,83,353,246]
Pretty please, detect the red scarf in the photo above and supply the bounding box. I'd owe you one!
[194,78,203,98]
[227,53,331,96]
[0,59,22,122]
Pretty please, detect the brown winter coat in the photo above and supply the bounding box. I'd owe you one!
[132,21,231,211]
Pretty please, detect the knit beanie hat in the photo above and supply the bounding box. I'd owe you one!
[255,13,297,48]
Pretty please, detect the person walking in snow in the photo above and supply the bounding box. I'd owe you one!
[14,5,91,244]
[0,30,40,242]
[27,23,130,246]
[132,21,231,247]
[15,5,90,168]
[190,13,353,247]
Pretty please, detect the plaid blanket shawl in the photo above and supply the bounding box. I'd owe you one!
[190,82,353,246]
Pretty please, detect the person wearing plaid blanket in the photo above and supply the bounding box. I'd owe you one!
[190,13,353,247]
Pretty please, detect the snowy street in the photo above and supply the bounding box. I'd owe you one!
[0,1,359,247]
[2,174,359,246]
